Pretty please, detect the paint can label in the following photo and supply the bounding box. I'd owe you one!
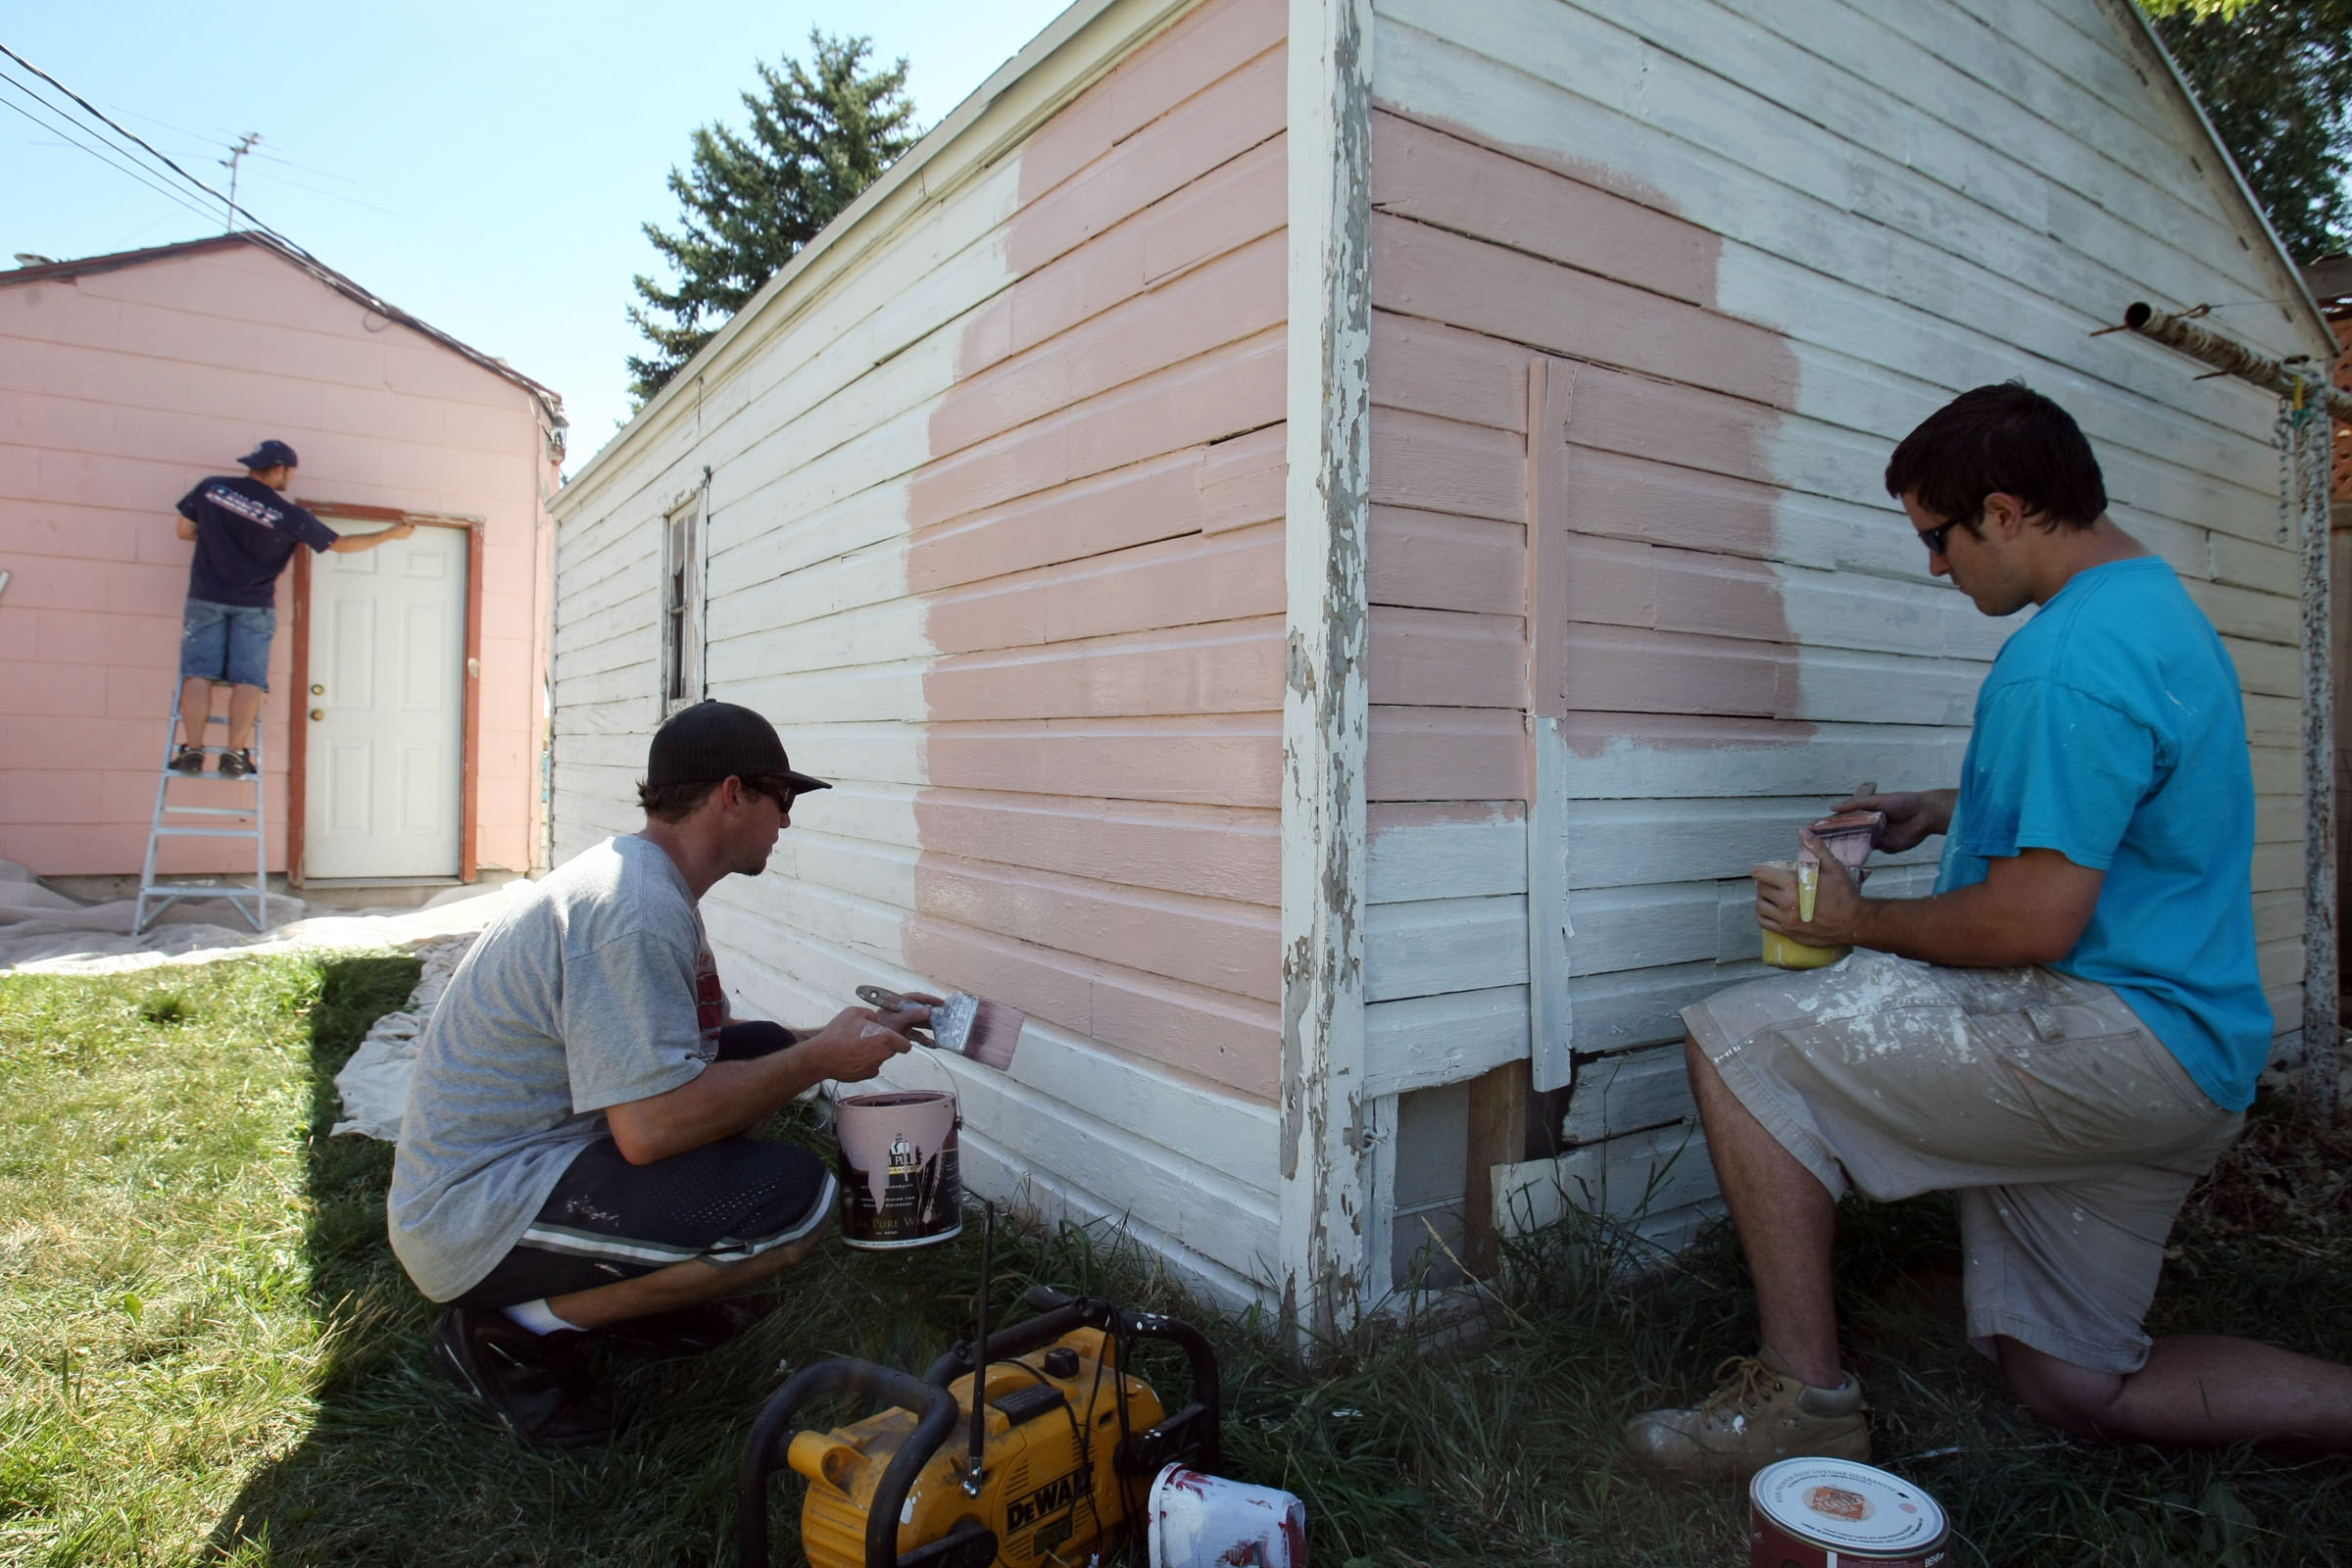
[1748,1458,1948,1566]
[836,1090,962,1250]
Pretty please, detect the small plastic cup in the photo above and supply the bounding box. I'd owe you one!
[1755,858,1848,969]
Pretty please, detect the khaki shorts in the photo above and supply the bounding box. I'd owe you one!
[1682,951,2241,1375]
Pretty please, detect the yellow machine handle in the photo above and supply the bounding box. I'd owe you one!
[788,1431,866,1493]
[741,1357,966,1568]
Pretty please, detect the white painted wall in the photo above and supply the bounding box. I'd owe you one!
[551,0,1292,1305]
[1362,0,2330,1268]
[550,0,2329,1309]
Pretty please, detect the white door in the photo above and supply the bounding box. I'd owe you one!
[303,525,466,879]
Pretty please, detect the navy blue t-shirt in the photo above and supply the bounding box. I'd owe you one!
[176,475,339,608]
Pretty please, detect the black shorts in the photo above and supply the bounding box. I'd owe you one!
[453,1021,836,1309]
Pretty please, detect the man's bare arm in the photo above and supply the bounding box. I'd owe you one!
[1835,789,1958,854]
[604,1004,927,1165]
[326,521,416,554]
[175,514,197,541]
[1759,842,2103,969]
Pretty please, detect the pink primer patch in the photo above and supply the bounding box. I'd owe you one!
[1365,108,1808,765]
[903,0,1288,1102]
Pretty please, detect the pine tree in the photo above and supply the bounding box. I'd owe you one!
[2143,0,2352,259]
[626,32,918,404]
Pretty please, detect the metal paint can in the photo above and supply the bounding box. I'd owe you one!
[1148,1464,1306,1568]
[1748,1458,1948,1568]
[833,1089,962,1250]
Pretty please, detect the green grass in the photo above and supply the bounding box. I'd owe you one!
[3,956,2348,1567]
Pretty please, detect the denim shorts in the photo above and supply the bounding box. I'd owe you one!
[180,598,275,689]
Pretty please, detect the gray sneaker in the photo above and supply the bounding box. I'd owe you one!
[1622,1347,1869,1481]
[216,748,255,779]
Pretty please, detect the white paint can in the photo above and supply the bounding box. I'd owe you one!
[1748,1457,1949,1568]
[1148,1464,1306,1568]
[833,1089,962,1250]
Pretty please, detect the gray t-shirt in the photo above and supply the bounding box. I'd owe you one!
[388,835,724,1301]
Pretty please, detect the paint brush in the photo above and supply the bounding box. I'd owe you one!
[856,986,1025,1071]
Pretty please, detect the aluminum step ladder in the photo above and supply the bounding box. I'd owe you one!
[134,684,269,936]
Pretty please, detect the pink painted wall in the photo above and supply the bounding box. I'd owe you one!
[906,0,1289,1101]
[1365,109,1802,811]
[0,237,558,879]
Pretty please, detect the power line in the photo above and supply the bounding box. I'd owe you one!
[247,144,360,184]
[0,39,311,256]
[0,75,221,228]
[114,103,365,189]
[0,72,211,218]
[0,42,565,431]
[0,41,250,215]
[78,97,393,218]
[237,166,405,219]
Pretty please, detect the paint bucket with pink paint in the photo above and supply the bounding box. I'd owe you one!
[834,1089,963,1250]
[1148,1464,1306,1568]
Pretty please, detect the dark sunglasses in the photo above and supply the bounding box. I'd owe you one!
[1918,502,1984,558]
[746,776,797,811]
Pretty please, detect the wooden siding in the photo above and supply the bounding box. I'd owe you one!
[549,0,1287,1299]
[0,241,556,878]
[1364,0,2317,1263]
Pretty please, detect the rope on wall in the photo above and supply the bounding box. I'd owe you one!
[2122,303,2342,1124]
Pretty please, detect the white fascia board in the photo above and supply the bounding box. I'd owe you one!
[2104,0,2338,361]
[555,0,1203,518]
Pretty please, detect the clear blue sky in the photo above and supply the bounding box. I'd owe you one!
[1,0,1074,470]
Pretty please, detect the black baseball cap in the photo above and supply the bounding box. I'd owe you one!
[237,439,300,470]
[647,701,831,795]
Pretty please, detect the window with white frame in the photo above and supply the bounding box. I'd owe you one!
[660,497,704,710]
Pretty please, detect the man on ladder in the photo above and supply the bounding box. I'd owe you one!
[171,439,413,775]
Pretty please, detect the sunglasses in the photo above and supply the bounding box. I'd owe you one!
[1918,502,1984,558]
[746,776,797,812]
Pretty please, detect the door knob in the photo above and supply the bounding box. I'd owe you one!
[311,684,325,696]
[310,708,325,721]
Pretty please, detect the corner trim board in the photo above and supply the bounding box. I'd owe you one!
[1278,0,1376,1339]
[1526,356,1576,1093]
[287,550,310,885]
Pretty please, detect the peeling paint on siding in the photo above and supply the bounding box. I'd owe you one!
[1278,0,1374,1339]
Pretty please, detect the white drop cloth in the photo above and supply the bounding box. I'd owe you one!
[329,932,480,1140]
[0,861,507,976]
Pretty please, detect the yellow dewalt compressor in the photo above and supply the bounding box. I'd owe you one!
[737,1211,1221,1568]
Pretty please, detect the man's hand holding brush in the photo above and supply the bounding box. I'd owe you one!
[1754,829,1868,950]
[806,992,943,1082]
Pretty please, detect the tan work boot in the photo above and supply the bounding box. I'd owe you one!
[1622,1347,1869,1481]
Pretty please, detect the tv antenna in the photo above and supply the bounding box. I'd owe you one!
[220,132,262,229]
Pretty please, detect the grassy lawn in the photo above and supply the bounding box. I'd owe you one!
[3,954,2348,1567]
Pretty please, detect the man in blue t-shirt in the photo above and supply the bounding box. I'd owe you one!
[171,439,414,776]
[1623,384,2352,1479]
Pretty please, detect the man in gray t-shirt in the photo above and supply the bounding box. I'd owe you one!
[389,701,933,1448]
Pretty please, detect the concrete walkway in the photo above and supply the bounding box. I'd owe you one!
[0,859,512,974]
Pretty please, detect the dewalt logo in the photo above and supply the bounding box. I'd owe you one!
[1005,1465,1092,1533]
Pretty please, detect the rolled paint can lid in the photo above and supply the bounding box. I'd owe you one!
[1149,1464,1306,1568]
[1749,1458,1948,1564]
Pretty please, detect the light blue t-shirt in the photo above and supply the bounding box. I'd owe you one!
[1936,556,2271,1110]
